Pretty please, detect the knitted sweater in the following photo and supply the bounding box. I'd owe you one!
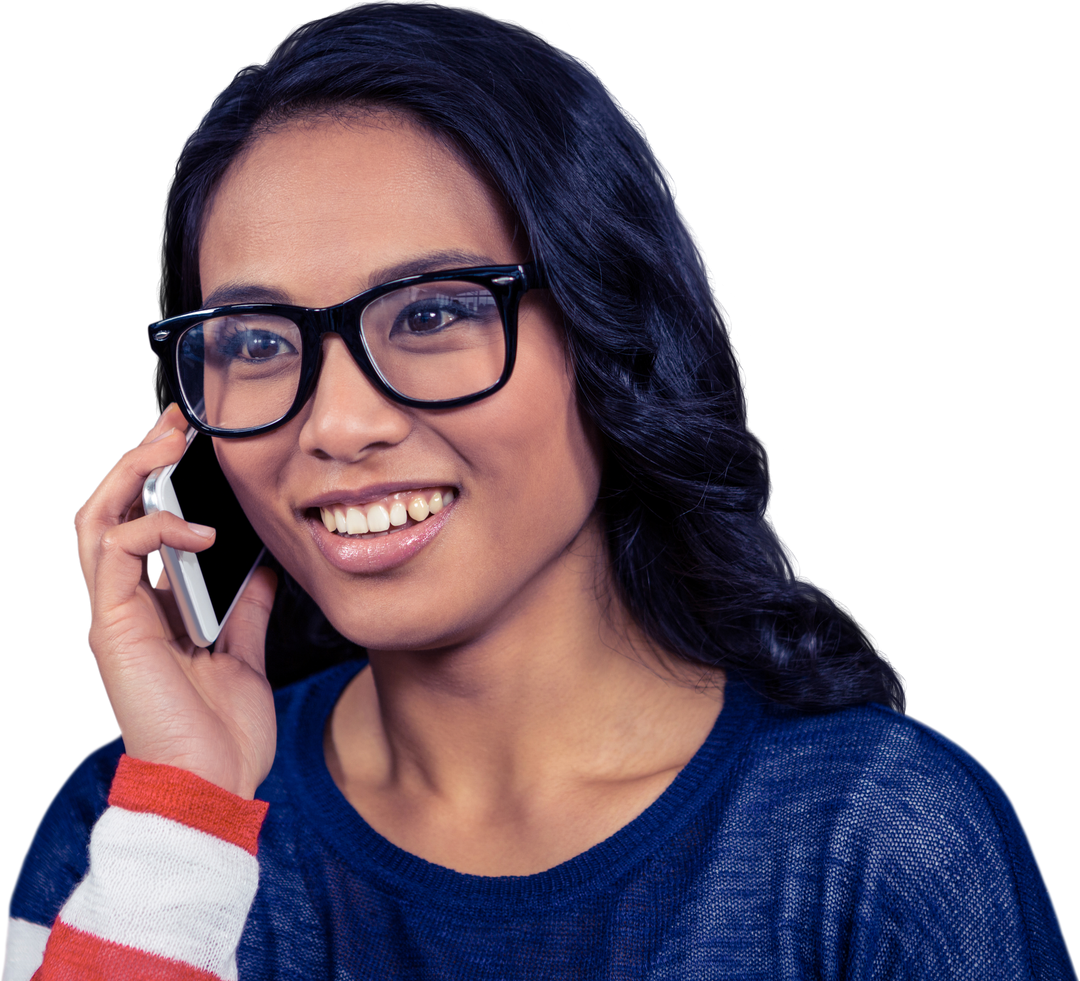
[7,662,1075,980]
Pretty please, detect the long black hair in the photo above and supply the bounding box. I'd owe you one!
[157,3,903,712]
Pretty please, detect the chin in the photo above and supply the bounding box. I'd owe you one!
[297,576,481,655]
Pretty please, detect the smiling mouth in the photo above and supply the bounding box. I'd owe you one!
[316,488,455,539]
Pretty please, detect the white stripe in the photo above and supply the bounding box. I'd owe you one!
[58,807,259,981]
[3,918,51,981]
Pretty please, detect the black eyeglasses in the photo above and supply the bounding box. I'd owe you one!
[148,263,545,438]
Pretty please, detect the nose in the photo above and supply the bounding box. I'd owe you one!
[297,334,413,461]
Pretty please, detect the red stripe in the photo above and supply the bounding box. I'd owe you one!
[108,755,268,855]
[33,921,223,981]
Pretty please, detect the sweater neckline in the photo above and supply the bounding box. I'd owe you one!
[277,660,761,905]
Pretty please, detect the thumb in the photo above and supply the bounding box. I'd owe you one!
[215,566,278,675]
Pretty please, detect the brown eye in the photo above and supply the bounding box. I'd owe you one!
[238,331,295,360]
[207,319,300,363]
[392,300,467,336]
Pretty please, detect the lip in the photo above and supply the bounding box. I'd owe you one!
[302,481,450,511]
[308,498,455,574]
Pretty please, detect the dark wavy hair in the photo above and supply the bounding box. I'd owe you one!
[156,2,903,712]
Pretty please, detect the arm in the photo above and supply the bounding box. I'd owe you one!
[29,757,266,981]
[8,407,278,980]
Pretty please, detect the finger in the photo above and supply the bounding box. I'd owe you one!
[214,567,278,676]
[140,403,188,446]
[149,566,189,641]
[77,401,191,533]
[75,428,190,590]
[93,511,216,617]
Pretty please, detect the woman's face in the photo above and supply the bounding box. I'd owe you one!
[200,115,603,651]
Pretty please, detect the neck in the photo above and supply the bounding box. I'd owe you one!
[324,516,725,873]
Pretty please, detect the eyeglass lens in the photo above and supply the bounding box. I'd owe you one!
[175,281,507,431]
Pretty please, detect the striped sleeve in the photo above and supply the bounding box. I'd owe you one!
[30,755,268,981]
[5,918,52,981]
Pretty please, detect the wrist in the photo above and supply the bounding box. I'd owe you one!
[110,754,268,853]
[40,754,268,981]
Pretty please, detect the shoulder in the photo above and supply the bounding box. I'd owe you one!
[9,738,124,928]
[712,678,1015,838]
[745,700,1023,849]
[739,699,1035,880]
[8,662,361,928]
[713,692,1072,976]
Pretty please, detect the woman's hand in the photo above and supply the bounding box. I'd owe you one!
[75,404,277,799]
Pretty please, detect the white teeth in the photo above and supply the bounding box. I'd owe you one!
[321,489,453,536]
[366,504,391,533]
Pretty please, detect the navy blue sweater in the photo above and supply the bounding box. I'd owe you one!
[11,662,1075,978]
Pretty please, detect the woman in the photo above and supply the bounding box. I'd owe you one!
[5,4,1074,979]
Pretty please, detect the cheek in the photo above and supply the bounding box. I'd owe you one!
[213,435,295,550]
[472,334,601,545]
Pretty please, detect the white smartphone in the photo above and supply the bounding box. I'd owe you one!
[142,428,266,648]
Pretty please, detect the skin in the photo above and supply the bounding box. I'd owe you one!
[76,114,725,876]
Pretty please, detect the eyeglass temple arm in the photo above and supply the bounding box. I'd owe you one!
[522,261,547,290]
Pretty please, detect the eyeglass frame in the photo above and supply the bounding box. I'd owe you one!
[148,262,546,439]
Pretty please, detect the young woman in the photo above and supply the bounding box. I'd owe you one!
[6,5,1074,979]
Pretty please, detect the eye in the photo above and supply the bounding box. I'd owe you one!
[204,315,301,365]
[362,284,501,354]
[390,299,472,336]
[233,329,297,361]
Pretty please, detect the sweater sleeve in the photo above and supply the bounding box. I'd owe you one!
[7,755,267,981]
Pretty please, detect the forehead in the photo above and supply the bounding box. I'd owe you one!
[198,115,520,305]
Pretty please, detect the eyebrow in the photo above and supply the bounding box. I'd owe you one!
[200,250,504,310]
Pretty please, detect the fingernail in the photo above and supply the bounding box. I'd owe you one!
[150,427,177,444]
[156,403,176,423]
[188,523,215,538]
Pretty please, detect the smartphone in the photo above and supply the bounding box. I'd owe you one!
[142,428,266,648]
